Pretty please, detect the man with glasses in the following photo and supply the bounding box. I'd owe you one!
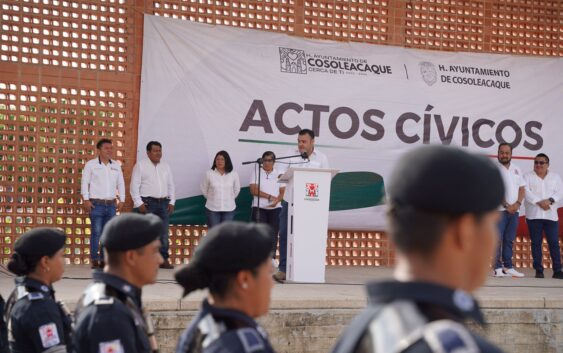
[493,143,525,277]
[523,153,563,279]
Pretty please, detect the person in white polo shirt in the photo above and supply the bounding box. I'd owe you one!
[523,153,563,279]
[273,129,329,282]
[130,141,176,269]
[249,151,284,262]
[493,143,525,278]
[81,138,126,268]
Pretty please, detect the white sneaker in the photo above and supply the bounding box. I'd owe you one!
[493,268,508,277]
[504,268,525,278]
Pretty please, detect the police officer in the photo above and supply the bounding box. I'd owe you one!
[73,213,164,353]
[331,146,506,353]
[0,295,8,353]
[174,221,276,353]
[3,228,72,353]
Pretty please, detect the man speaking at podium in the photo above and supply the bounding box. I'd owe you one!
[273,129,329,282]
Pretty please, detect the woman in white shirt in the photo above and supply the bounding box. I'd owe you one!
[201,150,241,228]
[249,151,284,258]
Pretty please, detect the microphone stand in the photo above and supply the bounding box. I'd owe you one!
[242,157,264,222]
[242,153,306,223]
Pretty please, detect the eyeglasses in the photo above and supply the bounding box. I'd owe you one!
[534,161,547,165]
[263,159,274,162]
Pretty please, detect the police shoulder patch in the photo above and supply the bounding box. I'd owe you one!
[28,292,45,300]
[422,320,479,353]
[39,322,60,348]
[99,339,124,353]
[236,328,265,353]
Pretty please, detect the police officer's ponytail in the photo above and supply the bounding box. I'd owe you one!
[175,266,209,295]
[7,252,43,276]
[175,222,273,297]
[7,228,66,276]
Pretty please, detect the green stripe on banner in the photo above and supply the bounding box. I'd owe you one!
[329,171,385,211]
[169,172,385,225]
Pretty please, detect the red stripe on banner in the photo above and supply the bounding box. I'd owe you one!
[485,155,536,160]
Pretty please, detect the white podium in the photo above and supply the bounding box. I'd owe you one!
[279,167,338,283]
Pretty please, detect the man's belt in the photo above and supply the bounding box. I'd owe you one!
[142,196,170,202]
[89,199,116,205]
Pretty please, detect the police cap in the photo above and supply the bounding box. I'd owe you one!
[388,145,504,215]
[101,213,163,252]
[8,228,66,276]
[175,221,273,296]
[13,227,66,257]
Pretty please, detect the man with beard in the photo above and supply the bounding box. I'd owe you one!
[494,143,525,278]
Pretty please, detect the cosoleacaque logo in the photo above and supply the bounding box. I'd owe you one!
[279,47,307,74]
[419,61,438,86]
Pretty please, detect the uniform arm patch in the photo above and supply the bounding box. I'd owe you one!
[236,328,265,353]
[39,322,60,348]
[99,339,124,353]
[423,320,479,353]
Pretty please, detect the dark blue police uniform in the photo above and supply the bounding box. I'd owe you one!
[5,277,72,353]
[331,281,504,353]
[73,271,154,353]
[176,299,275,353]
[0,294,10,353]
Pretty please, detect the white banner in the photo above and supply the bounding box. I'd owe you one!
[138,15,563,229]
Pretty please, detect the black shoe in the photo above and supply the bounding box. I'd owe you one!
[553,271,563,279]
[535,270,544,278]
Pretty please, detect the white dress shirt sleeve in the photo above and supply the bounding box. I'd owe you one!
[524,178,541,205]
[81,161,93,200]
[167,163,176,205]
[116,164,126,202]
[201,171,210,199]
[233,172,241,198]
[552,174,563,203]
[321,153,329,169]
[130,162,143,208]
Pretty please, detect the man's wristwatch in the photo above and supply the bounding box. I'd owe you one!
[549,197,555,205]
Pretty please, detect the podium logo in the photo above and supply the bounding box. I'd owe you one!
[279,48,307,74]
[305,183,319,198]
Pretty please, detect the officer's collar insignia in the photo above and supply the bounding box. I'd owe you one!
[28,292,45,300]
[453,290,475,312]
[121,284,131,293]
[237,328,264,353]
[40,285,50,293]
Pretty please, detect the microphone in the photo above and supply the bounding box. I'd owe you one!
[301,151,309,160]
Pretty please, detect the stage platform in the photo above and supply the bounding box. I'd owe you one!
[1,266,562,353]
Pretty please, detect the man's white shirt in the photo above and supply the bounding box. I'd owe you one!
[497,162,525,211]
[277,148,329,202]
[81,158,125,202]
[523,171,563,221]
[130,159,176,208]
[277,148,329,175]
